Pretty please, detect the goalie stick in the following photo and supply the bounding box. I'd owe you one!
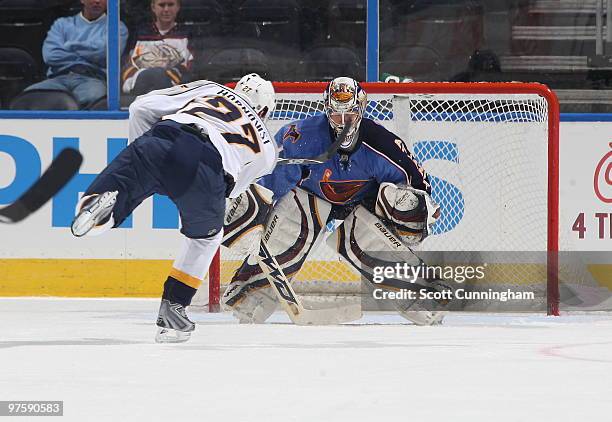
[276,122,351,166]
[0,148,83,224]
[256,241,362,325]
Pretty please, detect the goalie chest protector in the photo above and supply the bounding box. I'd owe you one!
[263,115,431,205]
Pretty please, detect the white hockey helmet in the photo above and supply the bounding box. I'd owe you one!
[235,73,276,121]
[323,76,367,153]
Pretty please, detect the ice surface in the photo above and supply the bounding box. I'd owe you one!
[1,298,611,422]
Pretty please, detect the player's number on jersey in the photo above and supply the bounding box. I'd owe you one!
[222,123,260,154]
[188,96,242,123]
[186,95,261,154]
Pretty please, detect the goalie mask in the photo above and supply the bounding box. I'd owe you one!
[324,77,367,154]
[235,73,276,122]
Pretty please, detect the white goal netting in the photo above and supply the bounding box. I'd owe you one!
[201,82,563,314]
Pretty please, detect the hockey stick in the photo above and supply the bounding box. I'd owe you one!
[0,148,83,224]
[256,241,363,325]
[275,122,352,166]
[276,157,327,165]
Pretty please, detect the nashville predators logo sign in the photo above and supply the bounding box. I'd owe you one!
[331,84,355,103]
[319,169,368,204]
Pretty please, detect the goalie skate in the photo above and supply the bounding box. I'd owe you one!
[71,191,118,237]
[155,299,195,343]
[398,308,446,326]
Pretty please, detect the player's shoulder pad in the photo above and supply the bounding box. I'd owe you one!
[359,118,418,166]
[360,118,403,151]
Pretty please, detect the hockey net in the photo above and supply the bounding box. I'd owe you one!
[201,82,560,316]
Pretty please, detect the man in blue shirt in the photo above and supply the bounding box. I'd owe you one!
[22,0,128,109]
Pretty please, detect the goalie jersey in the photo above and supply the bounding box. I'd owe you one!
[260,114,430,204]
[128,81,277,198]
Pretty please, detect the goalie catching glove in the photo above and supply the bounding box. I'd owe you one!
[375,182,440,246]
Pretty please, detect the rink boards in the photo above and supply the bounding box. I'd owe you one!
[0,118,610,297]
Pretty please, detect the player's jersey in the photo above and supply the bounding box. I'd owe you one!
[128,80,277,198]
[260,114,430,205]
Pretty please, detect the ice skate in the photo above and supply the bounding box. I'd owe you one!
[71,191,118,237]
[155,299,195,343]
[399,310,446,326]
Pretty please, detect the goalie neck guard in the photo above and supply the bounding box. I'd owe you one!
[323,77,367,154]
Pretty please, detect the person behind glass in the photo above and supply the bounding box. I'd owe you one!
[122,0,193,96]
[22,0,129,109]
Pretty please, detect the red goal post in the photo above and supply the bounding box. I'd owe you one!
[206,81,560,316]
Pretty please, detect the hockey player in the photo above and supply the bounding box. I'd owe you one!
[221,77,446,326]
[71,73,277,343]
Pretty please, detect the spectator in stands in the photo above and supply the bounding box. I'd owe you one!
[20,0,129,110]
[122,0,193,96]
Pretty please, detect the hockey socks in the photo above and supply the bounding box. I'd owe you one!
[162,276,197,307]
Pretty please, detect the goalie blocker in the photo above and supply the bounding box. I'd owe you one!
[221,184,449,325]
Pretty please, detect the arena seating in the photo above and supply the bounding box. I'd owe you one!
[179,0,225,39]
[237,0,301,49]
[0,0,56,64]
[298,45,364,82]
[0,47,40,108]
[325,0,366,50]
[380,44,443,82]
[9,89,79,110]
[1,0,605,111]
[200,47,270,82]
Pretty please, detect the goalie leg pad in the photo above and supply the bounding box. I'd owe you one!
[222,183,273,257]
[222,276,279,324]
[222,188,332,323]
[329,206,448,326]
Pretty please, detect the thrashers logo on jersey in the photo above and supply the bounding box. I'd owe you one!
[282,125,301,144]
[319,169,369,204]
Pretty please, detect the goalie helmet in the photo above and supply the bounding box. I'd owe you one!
[323,77,367,154]
[235,73,276,122]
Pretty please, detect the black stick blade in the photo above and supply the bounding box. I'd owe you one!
[0,148,83,224]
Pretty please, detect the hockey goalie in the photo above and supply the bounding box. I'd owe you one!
[222,77,448,326]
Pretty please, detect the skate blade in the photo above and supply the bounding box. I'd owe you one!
[155,327,192,343]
